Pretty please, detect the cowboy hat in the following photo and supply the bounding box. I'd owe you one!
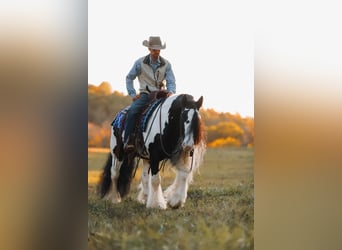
[142,36,166,50]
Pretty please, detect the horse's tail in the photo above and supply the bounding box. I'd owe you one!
[98,153,113,198]
[117,154,135,198]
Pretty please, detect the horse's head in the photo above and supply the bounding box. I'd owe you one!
[179,95,204,152]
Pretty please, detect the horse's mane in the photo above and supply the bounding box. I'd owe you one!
[192,111,205,145]
[169,94,206,145]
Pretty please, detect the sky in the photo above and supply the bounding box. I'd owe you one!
[88,0,254,117]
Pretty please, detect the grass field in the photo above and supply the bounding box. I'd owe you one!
[88,147,254,249]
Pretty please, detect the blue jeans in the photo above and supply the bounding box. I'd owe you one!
[124,93,150,142]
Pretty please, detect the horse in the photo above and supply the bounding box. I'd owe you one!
[98,93,206,209]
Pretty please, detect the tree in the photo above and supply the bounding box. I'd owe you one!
[87,85,254,148]
[98,81,112,95]
[207,121,244,143]
[208,137,241,147]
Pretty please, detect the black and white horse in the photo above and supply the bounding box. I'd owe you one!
[98,93,206,209]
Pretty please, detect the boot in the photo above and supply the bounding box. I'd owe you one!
[124,134,135,152]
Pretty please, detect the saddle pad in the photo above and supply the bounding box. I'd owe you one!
[111,106,130,129]
[141,99,163,132]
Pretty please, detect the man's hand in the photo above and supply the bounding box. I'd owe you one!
[132,94,140,101]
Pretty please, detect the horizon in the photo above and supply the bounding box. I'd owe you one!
[88,82,254,118]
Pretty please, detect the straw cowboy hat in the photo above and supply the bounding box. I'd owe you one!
[142,36,166,50]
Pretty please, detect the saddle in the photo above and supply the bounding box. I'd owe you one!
[111,90,168,160]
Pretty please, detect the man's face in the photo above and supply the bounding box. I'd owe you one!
[149,48,160,61]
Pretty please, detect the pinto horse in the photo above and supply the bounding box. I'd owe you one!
[98,93,206,209]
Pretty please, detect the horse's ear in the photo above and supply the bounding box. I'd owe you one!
[196,96,203,109]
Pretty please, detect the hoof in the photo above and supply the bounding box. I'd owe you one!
[168,194,185,209]
[146,197,167,209]
[137,193,147,204]
[146,202,167,210]
[168,201,183,209]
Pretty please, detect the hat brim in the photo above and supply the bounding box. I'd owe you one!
[142,40,166,50]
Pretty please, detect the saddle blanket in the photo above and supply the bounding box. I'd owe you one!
[140,98,163,132]
[111,98,163,132]
[111,106,130,129]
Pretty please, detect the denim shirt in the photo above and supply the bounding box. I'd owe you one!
[126,55,176,97]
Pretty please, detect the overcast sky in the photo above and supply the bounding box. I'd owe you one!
[88,0,254,117]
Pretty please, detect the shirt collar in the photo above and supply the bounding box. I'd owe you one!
[149,55,160,65]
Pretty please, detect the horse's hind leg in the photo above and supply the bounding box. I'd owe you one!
[137,159,150,204]
[107,156,121,203]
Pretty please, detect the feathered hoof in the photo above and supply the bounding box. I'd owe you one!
[158,203,167,210]
[146,203,167,210]
[112,197,122,203]
[168,200,184,209]
[163,185,175,200]
[137,192,147,204]
[168,195,185,209]
[104,193,121,203]
[146,199,167,209]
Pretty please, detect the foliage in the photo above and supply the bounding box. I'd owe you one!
[207,121,244,142]
[208,136,241,147]
[88,83,131,126]
[200,109,254,147]
[88,83,254,148]
[88,123,111,148]
[88,148,254,249]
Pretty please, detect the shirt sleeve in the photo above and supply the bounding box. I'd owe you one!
[125,60,141,97]
[165,63,176,94]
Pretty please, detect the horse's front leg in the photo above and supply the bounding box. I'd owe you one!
[146,158,167,209]
[165,169,192,209]
[137,159,150,204]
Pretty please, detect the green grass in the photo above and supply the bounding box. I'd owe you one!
[88,147,254,250]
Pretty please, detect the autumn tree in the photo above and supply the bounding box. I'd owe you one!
[88,83,131,125]
[88,84,254,148]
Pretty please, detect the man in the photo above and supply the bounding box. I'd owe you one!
[124,36,176,151]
